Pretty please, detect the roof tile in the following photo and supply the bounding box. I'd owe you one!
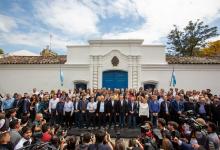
[0,55,219,64]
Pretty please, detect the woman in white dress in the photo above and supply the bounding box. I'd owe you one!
[139,96,149,123]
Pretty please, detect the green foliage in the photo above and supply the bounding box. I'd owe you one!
[167,20,218,56]
[0,48,4,54]
[197,40,220,57]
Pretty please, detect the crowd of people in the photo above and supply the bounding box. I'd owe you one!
[0,87,219,150]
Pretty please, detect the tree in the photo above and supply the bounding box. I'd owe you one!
[40,45,57,56]
[197,40,220,57]
[167,20,218,56]
[0,48,4,54]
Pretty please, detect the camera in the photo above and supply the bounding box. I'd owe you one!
[179,111,207,133]
[116,131,121,140]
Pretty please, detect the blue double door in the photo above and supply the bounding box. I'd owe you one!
[102,70,128,89]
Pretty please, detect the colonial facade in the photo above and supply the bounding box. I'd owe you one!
[0,39,220,94]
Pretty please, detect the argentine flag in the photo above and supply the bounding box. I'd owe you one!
[170,68,176,87]
[60,69,64,86]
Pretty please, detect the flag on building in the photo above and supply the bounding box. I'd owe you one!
[170,67,176,87]
[60,68,64,86]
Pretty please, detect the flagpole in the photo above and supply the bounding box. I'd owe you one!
[169,66,173,87]
[59,56,63,88]
[49,34,52,50]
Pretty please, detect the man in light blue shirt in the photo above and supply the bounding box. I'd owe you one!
[3,94,14,112]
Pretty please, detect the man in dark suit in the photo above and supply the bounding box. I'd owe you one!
[79,95,88,128]
[128,96,138,128]
[195,97,210,120]
[170,95,184,123]
[211,97,220,126]
[73,97,80,128]
[117,94,128,128]
[96,95,107,128]
[159,95,171,122]
[106,95,118,128]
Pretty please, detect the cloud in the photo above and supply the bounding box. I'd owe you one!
[10,3,25,13]
[34,0,99,36]
[0,14,17,32]
[0,32,72,50]
[102,0,220,43]
[82,0,139,19]
[1,0,220,53]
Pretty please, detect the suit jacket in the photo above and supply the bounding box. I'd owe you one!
[117,100,128,114]
[96,101,107,113]
[73,101,80,111]
[184,102,196,112]
[171,100,184,114]
[211,103,220,121]
[195,103,210,115]
[127,101,138,115]
[106,100,118,114]
[79,100,88,112]
[159,100,171,115]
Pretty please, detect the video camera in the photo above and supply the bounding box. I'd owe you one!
[179,110,207,132]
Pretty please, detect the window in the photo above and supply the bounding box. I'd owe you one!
[143,81,158,91]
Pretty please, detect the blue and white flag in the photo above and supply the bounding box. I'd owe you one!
[60,69,64,86]
[170,68,176,87]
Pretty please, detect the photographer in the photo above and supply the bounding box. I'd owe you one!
[128,138,144,150]
[206,122,220,150]
[41,123,53,142]
[140,121,158,150]
[14,126,32,150]
[173,137,205,150]
[63,135,77,150]
[0,131,12,150]
[77,132,92,150]
[33,113,46,127]
[88,129,114,150]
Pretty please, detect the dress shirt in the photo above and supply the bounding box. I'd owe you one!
[14,138,32,150]
[111,100,114,106]
[199,104,206,114]
[64,101,74,113]
[3,98,14,110]
[49,98,59,113]
[75,102,79,110]
[99,102,105,112]
[87,102,97,112]
[120,100,123,106]
[165,102,169,113]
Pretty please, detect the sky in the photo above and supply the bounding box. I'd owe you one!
[0,0,220,55]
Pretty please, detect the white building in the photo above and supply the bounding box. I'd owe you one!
[0,39,220,94]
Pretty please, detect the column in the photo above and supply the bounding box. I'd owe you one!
[93,56,98,89]
[137,56,142,88]
[128,56,133,89]
[98,55,103,89]
[89,56,93,89]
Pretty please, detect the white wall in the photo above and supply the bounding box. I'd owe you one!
[0,64,90,94]
[141,64,220,95]
[66,40,166,65]
[0,64,219,95]
[1,40,219,95]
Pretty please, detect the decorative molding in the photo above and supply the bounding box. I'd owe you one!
[111,56,119,66]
